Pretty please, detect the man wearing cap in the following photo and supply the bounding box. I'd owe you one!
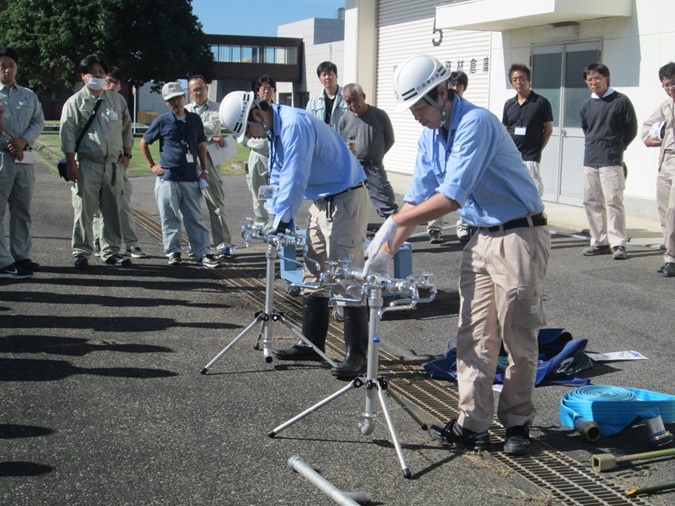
[0,46,45,279]
[364,54,550,456]
[186,74,234,259]
[139,82,220,269]
[220,89,370,379]
[60,54,132,270]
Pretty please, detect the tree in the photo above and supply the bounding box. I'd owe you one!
[0,0,214,92]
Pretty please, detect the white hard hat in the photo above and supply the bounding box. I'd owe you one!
[219,90,255,142]
[393,55,450,112]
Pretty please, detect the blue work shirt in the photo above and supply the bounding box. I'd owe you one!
[268,104,366,227]
[143,111,206,182]
[404,96,543,227]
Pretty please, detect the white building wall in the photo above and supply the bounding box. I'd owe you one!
[342,0,377,97]
[277,18,345,105]
[303,41,345,96]
[373,0,492,177]
[484,0,675,218]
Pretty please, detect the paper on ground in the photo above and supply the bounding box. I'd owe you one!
[587,350,647,361]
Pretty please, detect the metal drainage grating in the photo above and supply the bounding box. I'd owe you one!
[134,207,653,506]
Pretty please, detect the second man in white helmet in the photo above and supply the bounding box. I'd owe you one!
[365,54,550,456]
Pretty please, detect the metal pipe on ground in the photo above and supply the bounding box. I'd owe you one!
[287,453,372,505]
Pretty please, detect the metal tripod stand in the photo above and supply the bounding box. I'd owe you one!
[268,265,436,478]
[201,223,337,374]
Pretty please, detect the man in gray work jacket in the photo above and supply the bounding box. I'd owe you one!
[60,54,133,270]
[0,46,44,279]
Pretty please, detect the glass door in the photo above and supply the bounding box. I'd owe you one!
[532,41,602,205]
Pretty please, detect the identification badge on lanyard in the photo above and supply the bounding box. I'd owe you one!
[515,126,527,136]
[186,153,194,164]
[258,185,277,201]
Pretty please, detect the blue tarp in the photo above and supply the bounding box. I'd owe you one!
[423,328,593,387]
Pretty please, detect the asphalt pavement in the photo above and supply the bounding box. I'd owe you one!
[1,159,674,506]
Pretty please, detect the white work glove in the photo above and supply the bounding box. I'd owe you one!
[262,214,276,235]
[362,247,392,277]
[365,216,398,260]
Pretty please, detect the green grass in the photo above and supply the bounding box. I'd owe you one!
[33,131,248,177]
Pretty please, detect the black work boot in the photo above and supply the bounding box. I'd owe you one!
[331,305,368,380]
[274,296,329,361]
[429,419,489,451]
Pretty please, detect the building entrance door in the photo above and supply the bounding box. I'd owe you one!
[533,41,601,205]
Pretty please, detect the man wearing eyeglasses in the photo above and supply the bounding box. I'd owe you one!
[579,63,637,260]
[642,62,675,278]
[185,75,234,259]
[242,75,276,227]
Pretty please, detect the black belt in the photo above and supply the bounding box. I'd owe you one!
[485,212,547,232]
[358,159,377,165]
[325,181,365,200]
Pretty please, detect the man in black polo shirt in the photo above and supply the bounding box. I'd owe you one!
[502,63,553,196]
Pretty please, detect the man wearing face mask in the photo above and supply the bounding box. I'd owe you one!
[60,54,133,269]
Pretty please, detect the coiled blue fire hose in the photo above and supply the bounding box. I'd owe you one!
[560,385,675,446]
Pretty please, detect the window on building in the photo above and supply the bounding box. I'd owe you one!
[286,47,298,65]
[209,43,299,65]
[240,46,252,63]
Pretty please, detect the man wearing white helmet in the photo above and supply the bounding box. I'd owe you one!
[219,90,370,379]
[365,54,550,455]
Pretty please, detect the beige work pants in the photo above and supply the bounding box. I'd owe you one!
[456,224,550,432]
